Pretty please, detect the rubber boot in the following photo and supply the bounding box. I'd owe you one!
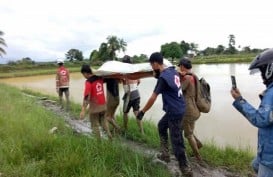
[157,138,170,163]
[180,164,193,177]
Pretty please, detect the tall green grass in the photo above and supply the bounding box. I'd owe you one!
[115,115,255,175]
[199,141,254,174]
[12,85,255,176]
[0,84,171,177]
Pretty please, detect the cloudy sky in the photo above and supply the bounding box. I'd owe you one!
[1,0,273,62]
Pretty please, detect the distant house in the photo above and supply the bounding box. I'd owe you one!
[187,50,197,59]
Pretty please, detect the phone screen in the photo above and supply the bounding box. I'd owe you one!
[231,75,237,89]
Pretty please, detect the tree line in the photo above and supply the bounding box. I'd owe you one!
[0,30,265,64]
[65,34,265,64]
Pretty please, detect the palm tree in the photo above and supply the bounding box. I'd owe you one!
[106,35,127,60]
[227,34,237,54]
[119,38,127,53]
[98,42,109,61]
[228,34,236,47]
[0,31,7,57]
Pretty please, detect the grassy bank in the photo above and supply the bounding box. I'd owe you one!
[0,66,81,79]
[0,60,92,78]
[0,84,171,177]
[21,87,255,176]
[193,53,256,64]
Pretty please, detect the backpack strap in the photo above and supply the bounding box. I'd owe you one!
[191,73,200,102]
[181,72,199,101]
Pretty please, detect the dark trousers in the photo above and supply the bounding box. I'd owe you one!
[158,113,188,167]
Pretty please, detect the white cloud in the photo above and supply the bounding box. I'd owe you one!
[1,0,273,61]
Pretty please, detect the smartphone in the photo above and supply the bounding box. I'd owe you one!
[231,75,237,89]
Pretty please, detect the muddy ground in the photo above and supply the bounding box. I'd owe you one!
[38,97,255,177]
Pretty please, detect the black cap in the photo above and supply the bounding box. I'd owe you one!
[178,58,192,69]
[81,64,92,74]
[149,52,163,64]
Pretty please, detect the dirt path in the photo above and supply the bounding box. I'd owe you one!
[38,97,251,177]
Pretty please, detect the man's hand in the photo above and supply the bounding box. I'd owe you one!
[230,88,242,100]
[137,110,145,120]
[56,88,59,93]
[178,71,187,76]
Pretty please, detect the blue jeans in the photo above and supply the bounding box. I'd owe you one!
[258,164,273,177]
[252,157,259,173]
[252,157,273,177]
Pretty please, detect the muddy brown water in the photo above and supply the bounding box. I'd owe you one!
[1,63,263,153]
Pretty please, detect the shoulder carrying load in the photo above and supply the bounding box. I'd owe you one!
[192,74,211,113]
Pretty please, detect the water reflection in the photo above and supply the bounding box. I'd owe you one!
[1,63,264,153]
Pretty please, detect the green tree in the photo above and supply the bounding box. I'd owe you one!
[228,34,236,47]
[180,40,190,55]
[131,54,148,63]
[106,35,127,60]
[242,46,251,53]
[89,49,103,65]
[89,49,99,61]
[251,48,263,53]
[18,57,35,65]
[0,31,7,57]
[98,42,110,61]
[202,47,216,56]
[215,45,225,54]
[226,34,237,54]
[65,49,84,61]
[161,42,183,63]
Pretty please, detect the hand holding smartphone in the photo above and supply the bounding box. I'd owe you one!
[231,75,237,89]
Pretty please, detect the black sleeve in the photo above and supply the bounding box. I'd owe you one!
[103,78,109,83]
[153,77,166,95]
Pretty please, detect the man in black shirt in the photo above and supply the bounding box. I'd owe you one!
[137,52,193,177]
[105,78,121,132]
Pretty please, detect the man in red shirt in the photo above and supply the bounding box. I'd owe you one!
[56,59,70,110]
[80,64,112,140]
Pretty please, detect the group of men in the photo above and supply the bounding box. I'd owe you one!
[56,48,273,177]
[56,53,200,176]
[56,56,143,138]
[79,55,144,141]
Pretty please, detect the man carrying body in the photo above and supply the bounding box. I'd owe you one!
[80,64,112,140]
[122,55,144,134]
[178,58,202,161]
[137,52,193,176]
[104,78,121,133]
